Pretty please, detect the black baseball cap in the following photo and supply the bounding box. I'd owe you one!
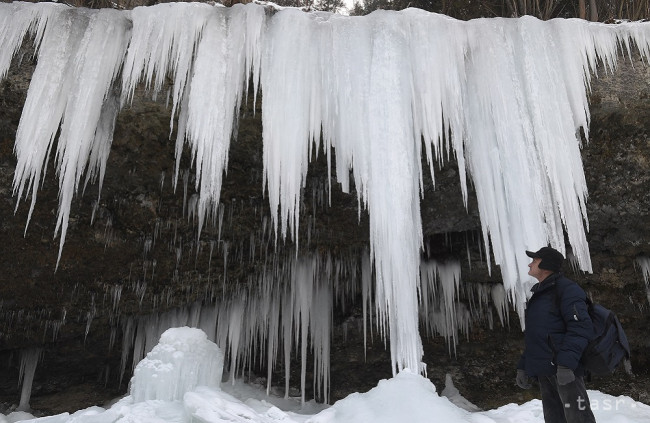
[525,247,564,272]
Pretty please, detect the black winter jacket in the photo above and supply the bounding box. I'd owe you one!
[517,273,593,377]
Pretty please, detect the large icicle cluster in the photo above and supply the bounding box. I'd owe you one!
[2,1,650,378]
[119,253,337,404]
[419,260,510,354]
[116,253,507,404]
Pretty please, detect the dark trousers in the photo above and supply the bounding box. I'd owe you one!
[538,374,596,423]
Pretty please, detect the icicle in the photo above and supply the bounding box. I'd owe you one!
[465,233,472,271]
[491,283,509,328]
[181,5,266,238]
[85,295,96,341]
[0,2,60,81]
[418,260,438,338]
[361,249,372,359]
[311,280,331,403]
[12,7,131,268]
[418,260,465,353]
[119,316,135,386]
[566,249,582,274]
[406,9,468,199]
[120,2,211,121]
[281,281,293,399]
[159,170,166,192]
[635,256,650,306]
[292,256,315,405]
[226,298,245,384]
[456,302,472,341]
[363,11,424,374]
[223,241,229,284]
[262,9,323,245]
[143,237,153,258]
[112,285,122,313]
[437,260,462,353]
[17,347,42,412]
[182,170,189,217]
[13,7,89,236]
[82,89,121,199]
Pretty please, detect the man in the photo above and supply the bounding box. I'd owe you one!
[516,246,596,423]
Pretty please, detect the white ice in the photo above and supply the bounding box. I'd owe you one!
[118,254,333,404]
[2,1,650,384]
[17,348,41,411]
[635,256,650,306]
[441,373,481,412]
[10,5,131,267]
[2,336,649,423]
[129,327,224,402]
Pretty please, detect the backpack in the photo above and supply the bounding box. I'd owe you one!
[580,297,632,376]
[555,285,632,377]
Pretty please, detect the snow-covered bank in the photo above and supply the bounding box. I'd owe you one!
[3,371,649,423]
[2,327,649,423]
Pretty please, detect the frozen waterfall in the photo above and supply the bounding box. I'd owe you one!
[1,0,650,382]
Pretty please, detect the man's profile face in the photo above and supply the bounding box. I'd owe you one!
[528,257,544,281]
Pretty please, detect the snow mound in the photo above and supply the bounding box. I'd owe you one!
[130,327,224,402]
[306,370,467,423]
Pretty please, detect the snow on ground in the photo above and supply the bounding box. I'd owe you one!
[3,374,650,423]
[2,327,649,423]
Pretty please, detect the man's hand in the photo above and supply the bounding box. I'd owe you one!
[556,365,575,385]
[516,369,532,389]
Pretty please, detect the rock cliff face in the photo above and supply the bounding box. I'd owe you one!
[0,45,649,413]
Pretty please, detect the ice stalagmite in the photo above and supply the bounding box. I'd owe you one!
[130,327,224,402]
[17,347,41,411]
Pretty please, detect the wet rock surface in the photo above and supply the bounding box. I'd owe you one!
[0,47,649,413]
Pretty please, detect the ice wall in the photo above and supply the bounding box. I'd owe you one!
[1,1,650,378]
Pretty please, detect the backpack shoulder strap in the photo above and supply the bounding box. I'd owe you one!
[552,275,572,307]
[552,276,591,320]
